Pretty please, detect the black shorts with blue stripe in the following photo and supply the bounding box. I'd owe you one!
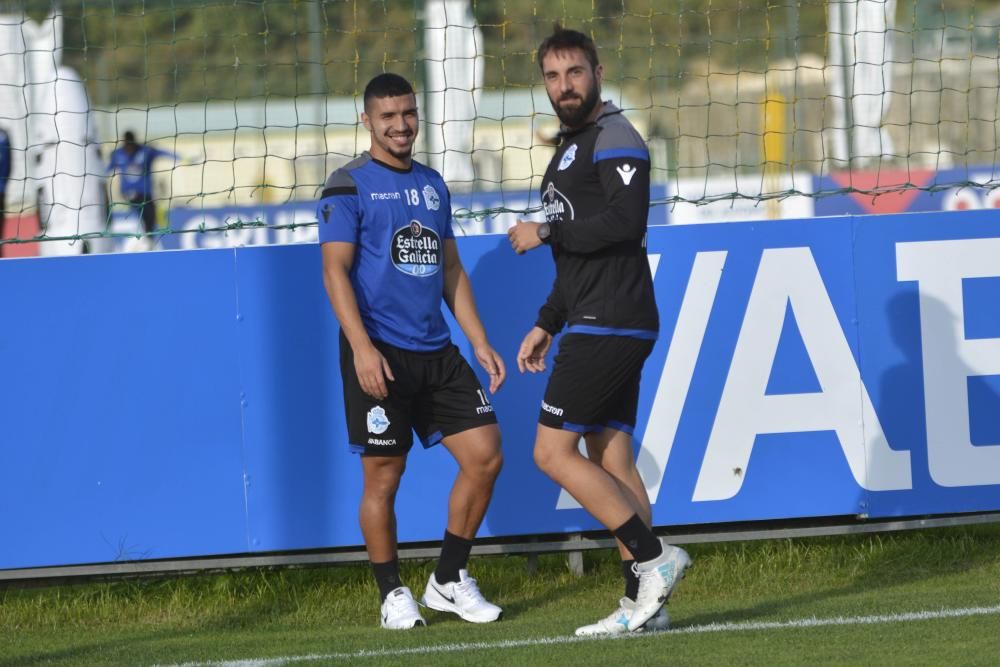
[538,331,655,434]
[340,331,497,456]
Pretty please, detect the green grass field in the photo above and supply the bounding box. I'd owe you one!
[3,524,1000,666]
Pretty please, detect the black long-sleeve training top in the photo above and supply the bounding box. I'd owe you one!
[535,101,659,339]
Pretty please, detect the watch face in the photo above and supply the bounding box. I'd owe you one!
[539,223,550,241]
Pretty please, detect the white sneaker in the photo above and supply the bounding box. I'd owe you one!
[628,541,691,632]
[574,597,671,636]
[420,569,503,623]
[643,603,672,632]
[380,586,426,629]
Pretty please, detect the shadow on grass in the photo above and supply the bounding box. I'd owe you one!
[1,628,213,667]
[673,524,1000,628]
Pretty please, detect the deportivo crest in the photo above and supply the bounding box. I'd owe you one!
[542,182,575,223]
[367,406,390,434]
[557,143,578,171]
[391,220,442,277]
[422,184,441,211]
[617,163,637,185]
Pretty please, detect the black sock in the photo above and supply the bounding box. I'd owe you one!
[371,559,403,601]
[622,559,639,601]
[612,514,663,563]
[435,530,474,584]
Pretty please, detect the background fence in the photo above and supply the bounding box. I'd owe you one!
[3,0,1000,255]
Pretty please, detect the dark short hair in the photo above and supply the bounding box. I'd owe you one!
[537,24,600,71]
[123,130,136,143]
[363,73,415,110]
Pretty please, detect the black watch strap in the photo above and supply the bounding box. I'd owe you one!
[538,222,552,244]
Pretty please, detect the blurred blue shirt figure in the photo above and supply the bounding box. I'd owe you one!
[0,126,11,246]
[0,127,10,193]
[106,130,178,235]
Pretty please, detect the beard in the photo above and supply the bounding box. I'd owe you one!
[552,82,601,128]
[385,145,413,160]
[381,135,414,160]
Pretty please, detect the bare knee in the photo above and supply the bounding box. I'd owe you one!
[362,457,405,502]
[479,427,504,480]
[533,440,559,476]
[463,442,503,484]
[534,428,584,479]
[446,426,503,483]
[483,447,503,481]
[363,478,401,504]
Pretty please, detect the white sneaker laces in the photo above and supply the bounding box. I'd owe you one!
[455,574,487,603]
[386,590,418,614]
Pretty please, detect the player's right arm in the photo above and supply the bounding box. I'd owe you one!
[318,170,394,400]
[105,149,118,175]
[321,243,394,400]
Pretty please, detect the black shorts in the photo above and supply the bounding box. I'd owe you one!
[539,333,655,434]
[340,331,498,456]
[128,196,157,234]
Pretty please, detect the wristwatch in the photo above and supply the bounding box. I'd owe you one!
[537,222,552,244]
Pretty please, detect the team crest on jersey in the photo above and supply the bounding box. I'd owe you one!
[391,220,442,277]
[557,143,578,171]
[542,182,575,223]
[422,184,441,211]
[367,406,390,434]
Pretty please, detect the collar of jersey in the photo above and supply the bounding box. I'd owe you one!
[366,151,414,174]
[557,100,624,140]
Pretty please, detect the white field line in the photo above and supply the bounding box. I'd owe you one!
[159,603,1000,667]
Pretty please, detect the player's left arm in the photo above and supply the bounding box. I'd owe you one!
[150,145,182,162]
[547,155,650,255]
[442,238,506,393]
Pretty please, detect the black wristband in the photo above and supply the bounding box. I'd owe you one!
[537,222,552,244]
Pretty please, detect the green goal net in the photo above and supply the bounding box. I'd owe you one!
[1,0,999,255]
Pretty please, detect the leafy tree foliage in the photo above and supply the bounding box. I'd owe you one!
[55,0,831,106]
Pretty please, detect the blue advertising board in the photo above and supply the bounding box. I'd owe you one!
[812,165,1000,217]
[2,209,1000,570]
[161,185,670,248]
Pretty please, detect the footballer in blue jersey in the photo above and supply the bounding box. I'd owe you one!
[318,73,505,629]
[318,152,456,352]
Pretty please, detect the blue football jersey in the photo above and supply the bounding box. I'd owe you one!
[0,128,10,191]
[317,152,456,352]
[106,145,176,199]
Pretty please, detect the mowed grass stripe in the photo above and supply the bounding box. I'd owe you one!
[159,603,1000,666]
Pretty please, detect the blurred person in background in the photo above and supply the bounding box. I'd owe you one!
[0,126,10,239]
[105,130,179,238]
